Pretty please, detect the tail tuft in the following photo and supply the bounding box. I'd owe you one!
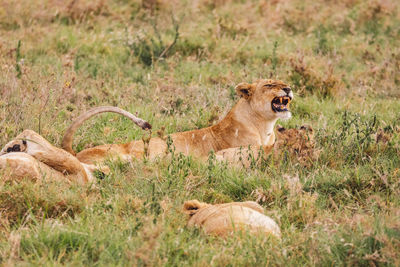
[142,122,152,130]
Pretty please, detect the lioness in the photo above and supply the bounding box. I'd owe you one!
[183,200,281,237]
[0,79,292,183]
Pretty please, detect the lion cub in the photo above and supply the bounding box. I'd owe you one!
[216,124,317,167]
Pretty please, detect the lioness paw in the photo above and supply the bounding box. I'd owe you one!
[1,140,27,155]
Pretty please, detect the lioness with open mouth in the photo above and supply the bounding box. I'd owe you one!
[0,79,293,183]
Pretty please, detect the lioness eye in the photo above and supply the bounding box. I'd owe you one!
[264,84,274,88]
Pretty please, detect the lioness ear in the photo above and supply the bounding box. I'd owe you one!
[183,200,206,216]
[235,83,255,100]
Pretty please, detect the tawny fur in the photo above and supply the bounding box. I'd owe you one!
[183,200,281,237]
[0,153,66,182]
[65,79,293,164]
[0,130,97,183]
[273,124,319,167]
[62,106,152,155]
[0,79,293,182]
[216,124,317,167]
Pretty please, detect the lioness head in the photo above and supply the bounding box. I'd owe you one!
[236,79,293,120]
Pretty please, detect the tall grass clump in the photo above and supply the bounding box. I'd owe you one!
[127,15,180,66]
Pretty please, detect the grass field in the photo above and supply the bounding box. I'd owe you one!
[0,0,400,265]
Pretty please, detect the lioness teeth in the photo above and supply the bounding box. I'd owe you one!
[273,103,286,109]
[272,95,292,112]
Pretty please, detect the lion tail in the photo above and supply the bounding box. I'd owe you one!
[62,106,152,155]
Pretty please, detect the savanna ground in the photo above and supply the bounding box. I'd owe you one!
[0,0,400,265]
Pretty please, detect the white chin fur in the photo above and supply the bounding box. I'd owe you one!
[276,111,291,120]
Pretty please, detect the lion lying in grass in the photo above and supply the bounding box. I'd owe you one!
[0,79,293,183]
[216,124,318,167]
[183,200,281,238]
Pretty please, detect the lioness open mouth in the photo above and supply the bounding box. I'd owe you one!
[271,96,291,112]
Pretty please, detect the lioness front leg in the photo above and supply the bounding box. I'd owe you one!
[216,145,274,167]
[1,130,92,183]
[0,152,66,182]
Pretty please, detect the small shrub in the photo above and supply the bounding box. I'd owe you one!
[318,111,380,163]
[289,55,342,97]
[127,16,180,66]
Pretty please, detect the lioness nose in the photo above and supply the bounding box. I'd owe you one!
[283,87,291,94]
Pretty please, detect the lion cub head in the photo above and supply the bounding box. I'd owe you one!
[236,79,293,120]
[183,200,281,238]
[274,124,319,166]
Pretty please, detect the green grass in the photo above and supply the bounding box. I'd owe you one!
[0,0,400,265]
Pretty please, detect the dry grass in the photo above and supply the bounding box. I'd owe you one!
[0,0,399,265]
